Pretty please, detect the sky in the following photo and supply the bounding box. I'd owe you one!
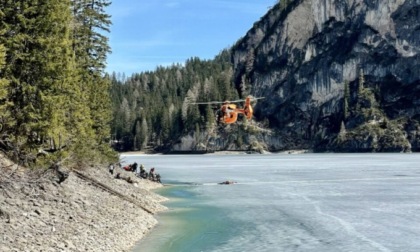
[106,0,276,76]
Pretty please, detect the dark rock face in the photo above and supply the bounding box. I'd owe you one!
[232,0,420,152]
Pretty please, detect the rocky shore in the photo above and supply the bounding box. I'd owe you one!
[0,154,167,252]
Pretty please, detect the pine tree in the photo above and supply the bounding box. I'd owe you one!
[338,121,347,142]
[71,0,113,156]
[108,54,238,151]
[140,118,148,149]
[205,104,215,129]
[358,68,365,94]
[356,68,365,112]
[343,80,349,120]
[279,0,292,10]
[133,120,141,150]
[71,0,111,72]
[0,0,117,164]
[0,43,9,133]
[0,4,9,129]
[0,0,79,162]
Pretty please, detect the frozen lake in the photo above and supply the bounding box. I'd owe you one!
[124,153,420,252]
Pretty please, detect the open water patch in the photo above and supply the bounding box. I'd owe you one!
[131,184,242,252]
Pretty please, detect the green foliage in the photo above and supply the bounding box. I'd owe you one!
[343,81,349,120]
[0,0,117,167]
[0,0,75,156]
[342,118,410,152]
[338,121,346,142]
[279,0,293,11]
[70,0,114,160]
[0,43,9,129]
[336,79,411,152]
[109,51,239,151]
[250,140,265,153]
[358,69,365,94]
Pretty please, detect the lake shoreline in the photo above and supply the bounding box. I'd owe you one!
[119,149,312,156]
[0,153,167,252]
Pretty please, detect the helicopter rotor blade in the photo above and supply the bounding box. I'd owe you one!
[189,97,264,105]
[188,101,227,105]
[224,97,265,103]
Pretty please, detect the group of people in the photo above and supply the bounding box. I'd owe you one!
[109,162,161,183]
[108,162,236,186]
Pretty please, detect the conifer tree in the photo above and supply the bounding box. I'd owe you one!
[356,68,365,112]
[0,4,8,125]
[140,118,149,149]
[0,0,117,164]
[338,121,347,141]
[70,0,113,154]
[358,68,365,94]
[0,43,9,133]
[133,120,141,150]
[0,0,78,161]
[109,54,238,151]
[343,80,349,120]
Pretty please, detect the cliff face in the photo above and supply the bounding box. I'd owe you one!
[232,0,420,152]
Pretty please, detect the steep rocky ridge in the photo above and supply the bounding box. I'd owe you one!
[231,0,420,152]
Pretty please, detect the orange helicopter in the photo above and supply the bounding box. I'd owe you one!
[192,96,264,125]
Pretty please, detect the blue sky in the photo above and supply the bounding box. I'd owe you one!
[106,0,275,76]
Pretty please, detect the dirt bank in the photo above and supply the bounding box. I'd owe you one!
[0,154,167,252]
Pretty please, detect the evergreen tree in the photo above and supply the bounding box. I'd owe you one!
[70,0,113,157]
[356,68,365,112]
[0,4,8,130]
[140,118,148,149]
[133,119,141,150]
[279,0,292,10]
[338,121,346,141]
[0,0,116,165]
[108,53,238,151]
[343,80,349,120]
[0,0,78,162]
[358,68,365,94]
[71,0,111,72]
[0,43,9,134]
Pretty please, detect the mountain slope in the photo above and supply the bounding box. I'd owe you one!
[231,0,420,152]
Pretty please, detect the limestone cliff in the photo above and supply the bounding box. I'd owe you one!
[231,0,420,152]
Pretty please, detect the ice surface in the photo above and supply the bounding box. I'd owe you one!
[125,153,420,252]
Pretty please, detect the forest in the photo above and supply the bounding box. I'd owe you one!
[0,0,117,167]
[2,0,417,166]
[109,50,241,152]
[0,0,247,166]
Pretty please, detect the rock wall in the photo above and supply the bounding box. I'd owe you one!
[171,123,299,153]
[232,0,420,152]
[0,155,167,252]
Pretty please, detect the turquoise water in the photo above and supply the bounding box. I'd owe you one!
[127,154,420,252]
[133,185,240,251]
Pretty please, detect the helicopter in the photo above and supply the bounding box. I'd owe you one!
[191,96,264,125]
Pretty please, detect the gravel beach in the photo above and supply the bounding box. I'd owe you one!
[0,154,167,252]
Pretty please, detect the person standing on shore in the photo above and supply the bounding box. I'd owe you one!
[108,163,114,175]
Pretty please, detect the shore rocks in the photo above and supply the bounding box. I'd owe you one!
[0,154,167,252]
